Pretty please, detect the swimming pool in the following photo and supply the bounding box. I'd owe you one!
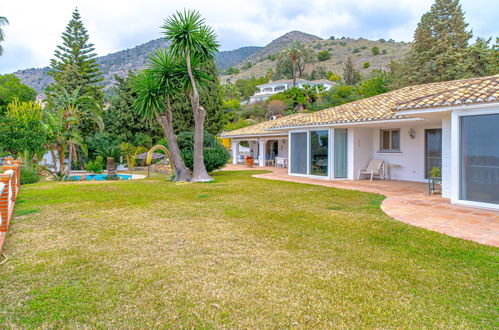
[67,174,132,181]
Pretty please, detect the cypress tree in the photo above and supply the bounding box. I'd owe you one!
[343,57,361,85]
[399,0,473,84]
[48,8,103,99]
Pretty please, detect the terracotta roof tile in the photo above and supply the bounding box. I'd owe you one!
[395,75,499,111]
[269,75,499,129]
[221,113,309,137]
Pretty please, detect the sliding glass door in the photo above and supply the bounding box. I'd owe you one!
[310,130,329,176]
[334,129,348,178]
[290,132,307,175]
[460,114,499,205]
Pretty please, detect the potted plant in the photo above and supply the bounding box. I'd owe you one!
[245,155,254,167]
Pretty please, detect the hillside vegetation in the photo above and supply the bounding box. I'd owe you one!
[222,34,410,83]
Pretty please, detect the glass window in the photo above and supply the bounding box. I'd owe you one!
[290,132,307,174]
[460,114,499,205]
[334,129,348,178]
[380,129,400,151]
[310,130,329,176]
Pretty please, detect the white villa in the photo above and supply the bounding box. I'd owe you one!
[249,79,337,104]
[221,75,499,211]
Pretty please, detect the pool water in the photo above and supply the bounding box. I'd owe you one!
[67,174,132,181]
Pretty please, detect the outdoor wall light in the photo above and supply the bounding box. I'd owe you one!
[409,128,416,139]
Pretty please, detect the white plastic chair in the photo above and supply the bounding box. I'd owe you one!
[358,160,386,181]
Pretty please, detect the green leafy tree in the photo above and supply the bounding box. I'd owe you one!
[162,9,220,182]
[103,73,161,144]
[235,77,268,99]
[222,83,241,100]
[0,75,37,114]
[324,85,360,107]
[0,105,47,163]
[0,16,8,56]
[47,8,104,117]
[358,71,391,97]
[396,0,490,85]
[343,57,361,85]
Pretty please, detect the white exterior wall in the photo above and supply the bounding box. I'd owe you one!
[370,125,441,182]
[350,128,374,180]
[278,139,288,158]
[441,116,452,198]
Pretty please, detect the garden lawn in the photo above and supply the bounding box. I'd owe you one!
[0,170,497,327]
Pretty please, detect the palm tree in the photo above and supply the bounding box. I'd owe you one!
[95,145,121,179]
[0,16,9,56]
[46,85,102,175]
[162,9,219,182]
[132,49,192,182]
[282,40,307,87]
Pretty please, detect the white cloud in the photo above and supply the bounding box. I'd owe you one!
[0,0,497,73]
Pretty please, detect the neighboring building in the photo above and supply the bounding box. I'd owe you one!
[249,79,337,104]
[222,75,499,211]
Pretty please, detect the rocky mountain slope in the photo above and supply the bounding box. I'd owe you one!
[221,36,411,83]
[13,31,410,93]
[13,39,262,93]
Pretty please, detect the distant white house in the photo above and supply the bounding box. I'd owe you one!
[249,79,337,104]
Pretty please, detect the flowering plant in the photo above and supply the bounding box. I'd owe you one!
[245,155,253,160]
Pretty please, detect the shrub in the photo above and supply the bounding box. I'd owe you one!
[86,156,104,174]
[371,46,380,55]
[241,62,253,70]
[382,49,388,55]
[225,67,240,75]
[363,62,370,69]
[317,51,331,61]
[352,48,360,53]
[176,131,229,173]
[20,166,40,185]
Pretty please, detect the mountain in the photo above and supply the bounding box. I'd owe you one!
[221,37,411,83]
[13,39,261,93]
[215,46,263,70]
[238,31,322,66]
[12,31,410,93]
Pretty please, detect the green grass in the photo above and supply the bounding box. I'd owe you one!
[0,170,497,327]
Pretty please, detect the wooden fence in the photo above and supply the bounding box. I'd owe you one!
[0,158,21,252]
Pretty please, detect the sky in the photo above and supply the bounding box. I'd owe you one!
[0,0,497,74]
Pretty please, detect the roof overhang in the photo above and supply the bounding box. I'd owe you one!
[267,117,426,131]
[396,101,499,116]
[220,133,289,139]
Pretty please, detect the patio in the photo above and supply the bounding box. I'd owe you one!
[223,164,499,247]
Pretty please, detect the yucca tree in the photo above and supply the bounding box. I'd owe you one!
[46,85,102,174]
[162,9,219,182]
[132,49,193,182]
[282,40,307,87]
[0,16,9,56]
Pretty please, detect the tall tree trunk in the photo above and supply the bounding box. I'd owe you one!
[67,142,73,176]
[50,148,58,172]
[185,51,212,182]
[107,157,116,179]
[292,60,297,87]
[58,145,66,174]
[155,97,192,182]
